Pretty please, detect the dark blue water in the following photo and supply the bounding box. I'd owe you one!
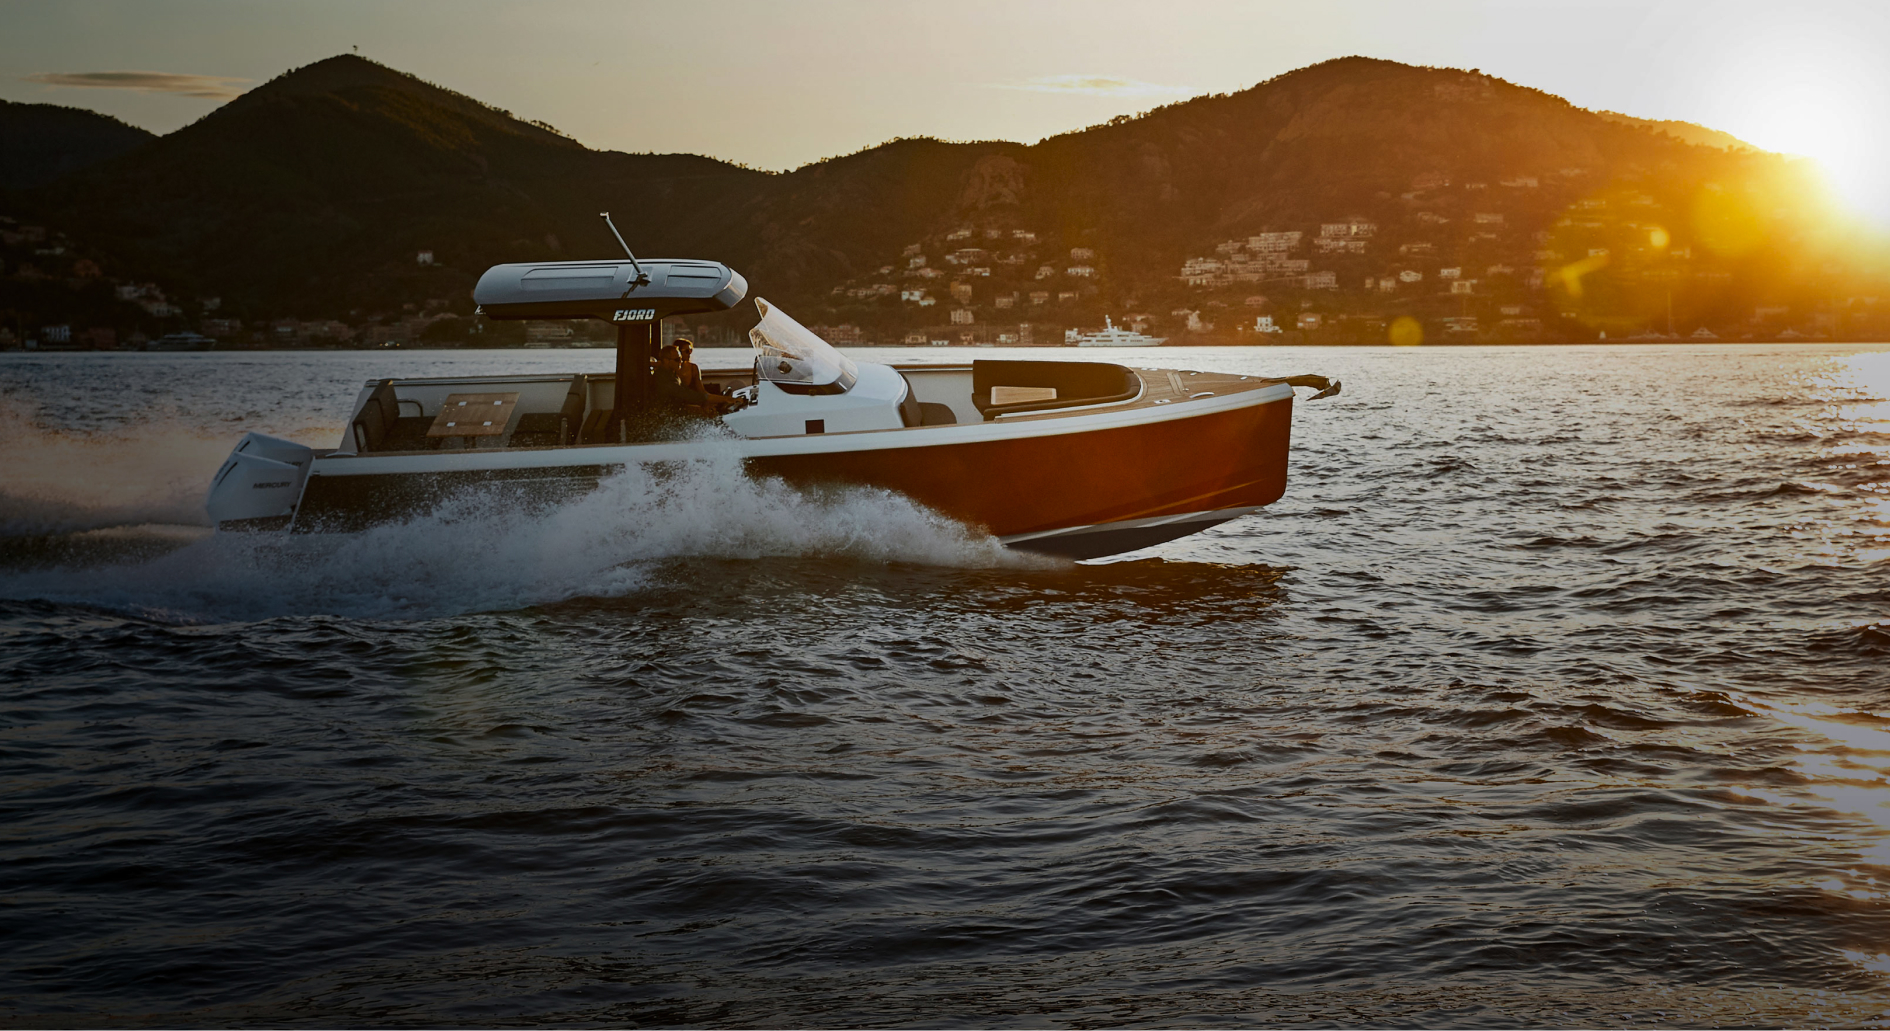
[2,345,1888,1027]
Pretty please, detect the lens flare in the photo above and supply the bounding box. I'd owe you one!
[1387,316,1423,346]
[1547,252,1609,299]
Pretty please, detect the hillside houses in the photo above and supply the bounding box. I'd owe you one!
[1320,218,1377,239]
[1250,231,1303,253]
[1179,233,1318,288]
[1149,163,1863,342]
[802,223,1121,342]
[1180,258,1225,286]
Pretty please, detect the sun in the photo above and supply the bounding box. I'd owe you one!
[1742,86,1890,230]
[1816,159,1890,233]
[1709,36,1890,231]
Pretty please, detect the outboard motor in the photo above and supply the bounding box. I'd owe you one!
[205,432,314,530]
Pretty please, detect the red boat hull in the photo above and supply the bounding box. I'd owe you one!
[749,393,1295,548]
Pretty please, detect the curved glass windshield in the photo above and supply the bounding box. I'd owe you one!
[749,298,858,395]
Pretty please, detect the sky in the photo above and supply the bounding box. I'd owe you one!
[4,0,1890,218]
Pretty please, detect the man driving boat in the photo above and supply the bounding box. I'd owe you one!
[654,343,740,414]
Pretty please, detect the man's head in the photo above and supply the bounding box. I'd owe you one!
[674,338,694,359]
[658,343,684,366]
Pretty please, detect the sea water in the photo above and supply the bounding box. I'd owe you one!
[1,344,1887,1026]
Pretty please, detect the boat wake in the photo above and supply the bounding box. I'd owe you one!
[0,427,1050,623]
[0,398,237,536]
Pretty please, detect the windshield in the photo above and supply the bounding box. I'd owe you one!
[749,298,858,395]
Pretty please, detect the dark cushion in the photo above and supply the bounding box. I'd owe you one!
[381,416,435,451]
[351,400,386,452]
[898,374,924,427]
[511,413,567,448]
[353,380,412,451]
[561,379,587,429]
[579,408,615,444]
[919,402,957,425]
[368,380,400,426]
[970,360,1139,419]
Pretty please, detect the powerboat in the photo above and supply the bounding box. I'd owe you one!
[206,253,1337,559]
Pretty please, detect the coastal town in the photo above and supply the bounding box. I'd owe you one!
[6,186,1886,350]
[809,164,1890,347]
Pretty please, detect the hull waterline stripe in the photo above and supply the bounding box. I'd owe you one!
[998,505,1264,544]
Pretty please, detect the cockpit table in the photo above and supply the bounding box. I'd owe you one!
[427,392,521,446]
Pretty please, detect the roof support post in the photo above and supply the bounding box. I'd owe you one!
[611,320,657,439]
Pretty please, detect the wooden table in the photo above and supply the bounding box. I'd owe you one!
[427,392,521,445]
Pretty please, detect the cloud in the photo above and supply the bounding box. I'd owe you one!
[990,75,1191,98]
[21,71,249,100]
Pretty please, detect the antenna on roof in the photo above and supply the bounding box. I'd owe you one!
[599,212,650,289]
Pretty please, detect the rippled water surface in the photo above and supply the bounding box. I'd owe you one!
[2,344,1888,1027]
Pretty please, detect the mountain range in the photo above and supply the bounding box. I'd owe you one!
[3,53,1883,343]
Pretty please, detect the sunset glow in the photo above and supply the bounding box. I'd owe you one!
[1687,11,1890,231]
[5,0,1890,177]
[1738,89,1890,231]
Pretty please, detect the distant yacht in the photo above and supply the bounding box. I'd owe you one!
[1068,316,1165,347]
[147,331,214,351]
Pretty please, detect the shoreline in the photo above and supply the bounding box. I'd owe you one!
[1,339,1873,354]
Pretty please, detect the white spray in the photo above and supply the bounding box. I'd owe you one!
[0,427,1053,622]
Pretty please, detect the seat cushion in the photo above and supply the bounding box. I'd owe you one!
[380,415,436,451]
